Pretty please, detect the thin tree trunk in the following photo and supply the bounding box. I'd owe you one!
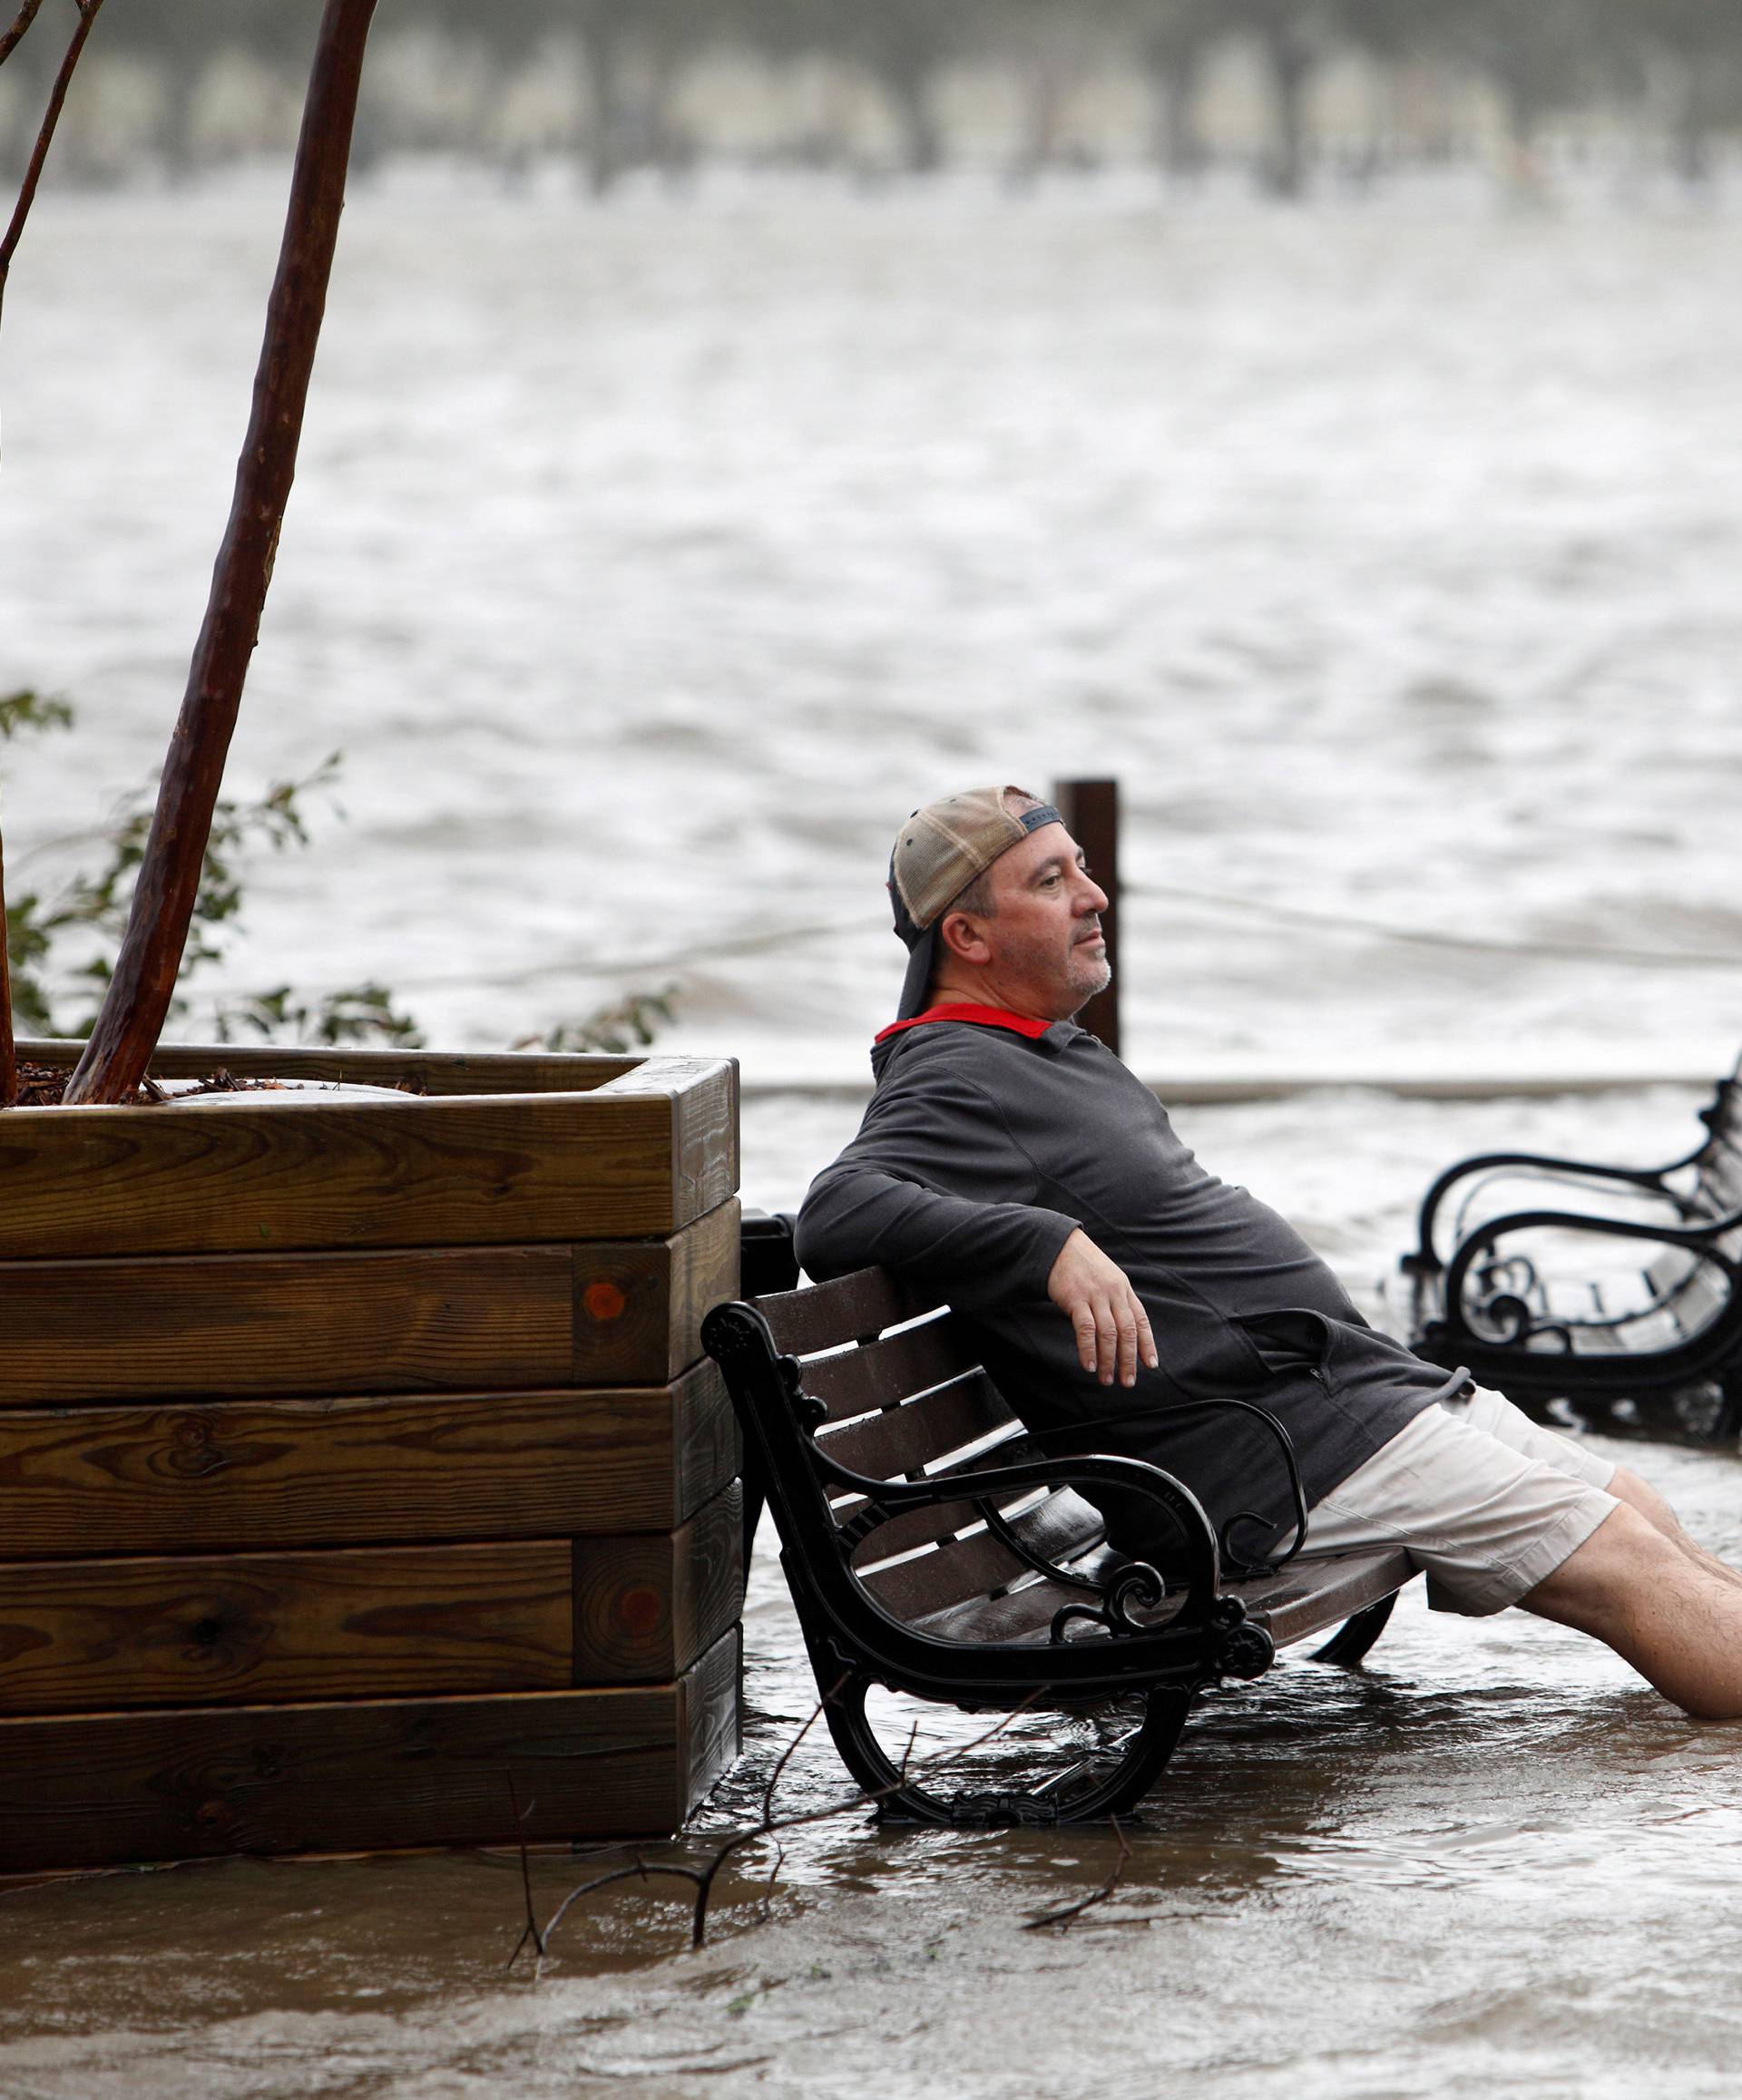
[64,0,378,1106]
[0,0,106,326]
[0,825,15,1106]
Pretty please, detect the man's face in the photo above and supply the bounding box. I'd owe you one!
[952,822,1111,1021]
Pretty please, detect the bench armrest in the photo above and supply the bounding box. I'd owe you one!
[1436,1205,1742,1347]
[1408,1149,1694,1277]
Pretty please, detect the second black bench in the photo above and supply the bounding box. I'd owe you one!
[1402,1061,1742,1441]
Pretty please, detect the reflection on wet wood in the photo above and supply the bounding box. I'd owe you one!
[0,1626,741,1873]
[0,1363,739,1557]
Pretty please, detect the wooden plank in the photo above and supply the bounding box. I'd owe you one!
[0,1628,741,1872]
[816,1372,1019,1480]
[0,1362,739,1557]
[860,1530,1030,1621]
[799,1314,981,1422]
[0,1058,739,1257]
[0,1245,574,1404]
[571,1484,744,1684]
[0,1206,738,1405]
[18,1035,641,1097]
[857,1490,1109,1623]
[598,1057,740,1226]
[678,1621,741,1819]
[851,1486,1102,1574]
[0,1542,572,1714]
[912,1547,1415,1651]
[573,1198,741,1386]
[753,1266,938,1358]
[1233,1548,1414,1646]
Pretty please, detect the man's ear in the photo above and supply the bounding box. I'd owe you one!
[936,908,991,966]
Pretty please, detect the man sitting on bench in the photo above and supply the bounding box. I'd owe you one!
[796,785,1742,1720]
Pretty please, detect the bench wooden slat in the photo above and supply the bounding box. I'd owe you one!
[839,1481,1106,1564]
[861,1530,1034,1620]
[910,1566,1134,1646]
[915,1544,1414,1652]
[856,1489,1109,1621]
[798,1314,982,1424]
[1231,1547,1413,1645]
[816,1372,1019,1481]
[1566,1312,1684,1356]
[1697,1144,1742,1211]
[754,1267,931,1357]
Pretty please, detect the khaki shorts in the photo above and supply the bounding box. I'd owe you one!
[1285,1385,1621,1617]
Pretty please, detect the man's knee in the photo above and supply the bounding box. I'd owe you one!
[1607,1464,1679,1536]
[1521,1502,1679,1634]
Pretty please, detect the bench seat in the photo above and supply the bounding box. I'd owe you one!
[705,1243,1415,1825]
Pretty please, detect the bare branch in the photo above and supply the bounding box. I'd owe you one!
[1022,1815,1133,1932]
[760,1671,848,1827]
[519,1686,1050,1966]
[0,0,47,71]
[64,0,379,1104]
[0,0,106,325]
[503,1776,545,1972]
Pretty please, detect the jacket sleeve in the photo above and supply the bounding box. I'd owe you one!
[794,1060,1080,1314]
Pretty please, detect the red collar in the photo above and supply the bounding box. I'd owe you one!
[875,1003,1054,1045]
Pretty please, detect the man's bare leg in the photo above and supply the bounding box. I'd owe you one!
[1608,1464,1742,1596]
[1524,1502,1742,1719]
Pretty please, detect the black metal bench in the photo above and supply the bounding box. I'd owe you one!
[1401,1062,1742,1441]
[704,1235,1414,1827]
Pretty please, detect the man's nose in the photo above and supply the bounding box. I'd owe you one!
[1077,874,1109,914]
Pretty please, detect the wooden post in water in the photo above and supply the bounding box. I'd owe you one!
[64,0,379,1106]
[1052,777,1121,1057]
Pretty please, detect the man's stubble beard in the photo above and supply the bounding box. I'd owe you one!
[1070,949,1112,1011]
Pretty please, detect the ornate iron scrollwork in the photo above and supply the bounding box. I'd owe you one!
[1049,1559,1165,1643]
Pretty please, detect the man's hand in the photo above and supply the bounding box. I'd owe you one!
[1046,1228,1159,1388]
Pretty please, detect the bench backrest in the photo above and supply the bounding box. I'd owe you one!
[749,1268,1111,1628]
[1641,1074,1742,1329]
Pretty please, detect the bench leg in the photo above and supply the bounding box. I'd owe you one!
[1308,1592,1397,1668]
[820,1674,1197,1828]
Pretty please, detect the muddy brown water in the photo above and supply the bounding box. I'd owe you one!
[4,1092,1742,2097]
[4,1340,1741,2094]
[5,172,1742,2094]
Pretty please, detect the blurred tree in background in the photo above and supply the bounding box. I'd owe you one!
[6,0,1742,194]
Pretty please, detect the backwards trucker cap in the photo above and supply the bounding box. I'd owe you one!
[887,785,1062,1021]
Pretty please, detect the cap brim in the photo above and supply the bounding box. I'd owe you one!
[896,923,939,1021]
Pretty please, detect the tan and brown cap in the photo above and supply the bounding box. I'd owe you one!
[887,785,1062,1019]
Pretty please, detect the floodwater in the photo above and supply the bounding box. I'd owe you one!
[5,167,1742,2095]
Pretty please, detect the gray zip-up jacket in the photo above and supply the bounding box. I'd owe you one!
[795,1011,1462,1552]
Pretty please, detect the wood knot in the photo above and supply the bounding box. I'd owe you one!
[582,1281,627,1323]
[166,1416,225,1478]
[618,1585,663,1638]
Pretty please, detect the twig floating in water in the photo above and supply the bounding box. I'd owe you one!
[1021,1815,1133,1931]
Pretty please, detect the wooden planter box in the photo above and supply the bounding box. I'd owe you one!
[0,1040,742,1874]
